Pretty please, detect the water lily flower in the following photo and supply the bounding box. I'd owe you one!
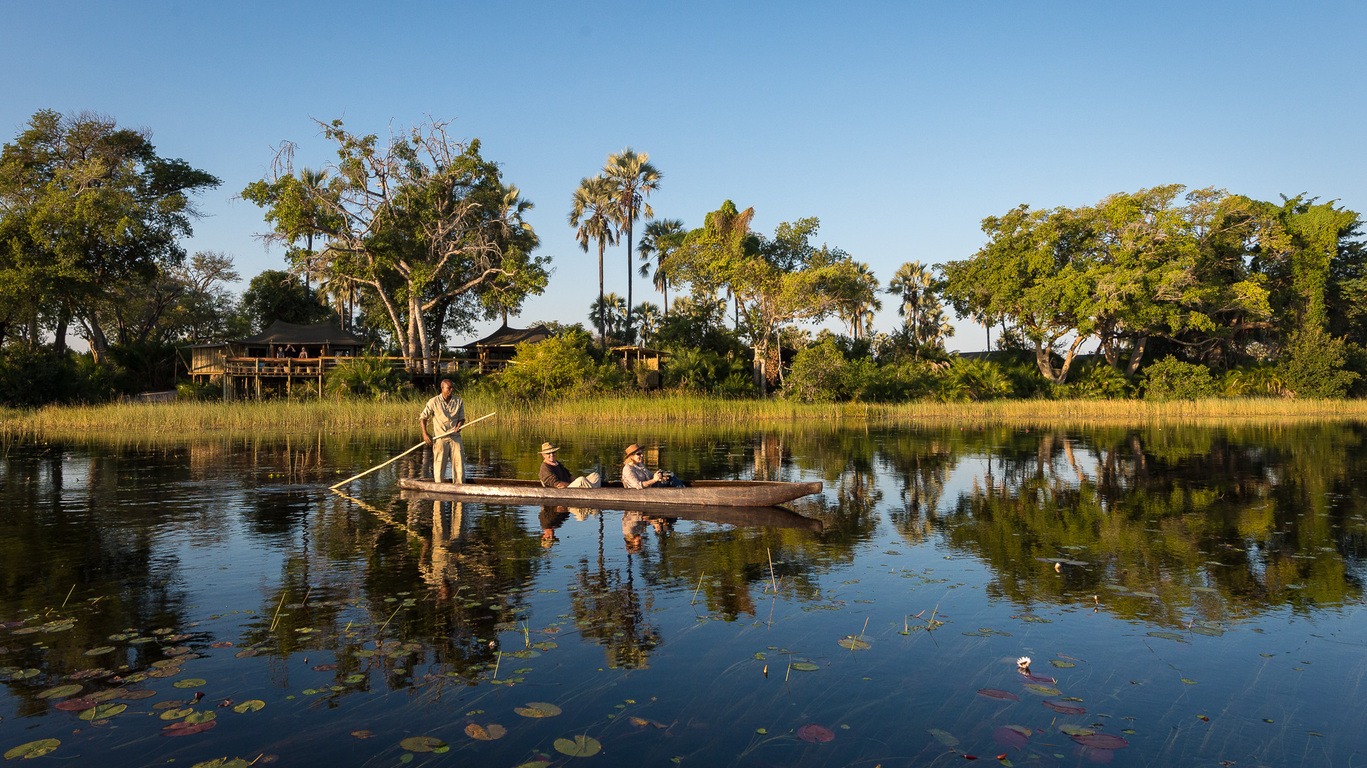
[1017,656,1031,670]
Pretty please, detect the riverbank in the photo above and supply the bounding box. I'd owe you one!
[4,395,1367,440]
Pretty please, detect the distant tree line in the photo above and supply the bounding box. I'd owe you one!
[2,109,1363,406]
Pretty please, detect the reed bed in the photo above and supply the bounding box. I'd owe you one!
[3,395,1366,442]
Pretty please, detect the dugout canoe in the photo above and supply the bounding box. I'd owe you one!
[396,477,822,508]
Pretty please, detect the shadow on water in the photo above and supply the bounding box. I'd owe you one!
[3,423,1367,765]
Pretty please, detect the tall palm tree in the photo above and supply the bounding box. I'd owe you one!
[836,261,881,340]
[888,260,935,354]
[637,218,685,315]
[634,302,662,346]
[603,149,661,342]
[569,176,618,347]
[589,292,629,343]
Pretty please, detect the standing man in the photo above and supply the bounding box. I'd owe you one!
[420,378,465,483]
[538,442,601,488]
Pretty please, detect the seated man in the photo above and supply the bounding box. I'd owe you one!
[621,443,684,489]
[538,442,601,488]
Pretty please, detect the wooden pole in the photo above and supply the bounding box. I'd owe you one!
[328,411,495,490]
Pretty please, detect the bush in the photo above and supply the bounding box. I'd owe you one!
[937,358,1013,401]
[1053,361,1132,399]
[324,356,411,400]
[1141,356,1218,400]
[176,380,220,401]
[784,338,855,402]
[854,359,941,402]
[1275,327,1358,399]
[495,335,620,401]
[1218,365,1288,398]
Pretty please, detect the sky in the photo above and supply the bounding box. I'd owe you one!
[4,1,1365,351]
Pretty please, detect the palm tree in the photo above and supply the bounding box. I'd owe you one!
[836,261,881,340]
[603,149,661,341]
[569,176,619,347]
[634,302,662,346]
[637,218,685,316]
[589,292,629,343]
[888,261,936,355]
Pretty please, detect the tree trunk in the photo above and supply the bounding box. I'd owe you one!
[53,304,70,355]
[81,313,110,365]
[1125,335,1148,377]
[597,241,607,349]
[624,221,634,342]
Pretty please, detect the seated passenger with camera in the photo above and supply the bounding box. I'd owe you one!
[621,443,685,489]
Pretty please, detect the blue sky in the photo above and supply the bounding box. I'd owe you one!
[4,1,1364,350]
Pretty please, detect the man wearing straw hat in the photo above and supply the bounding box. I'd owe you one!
[621,443,684,489]
[420,378,465,483]
[538,442,601,488]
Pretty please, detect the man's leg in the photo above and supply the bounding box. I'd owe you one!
[451,436,465,484]
[432,439,450,482]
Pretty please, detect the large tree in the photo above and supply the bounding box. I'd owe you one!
[602,148,661,341]
[672,201,858,394]
[0,109,220,361]
[569,175,618,347]
[242,118,546,371]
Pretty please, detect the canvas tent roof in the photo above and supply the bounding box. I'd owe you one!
[238,320,367,347]
[461,323,553,349]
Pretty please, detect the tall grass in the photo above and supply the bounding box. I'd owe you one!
[3,395,1367,441]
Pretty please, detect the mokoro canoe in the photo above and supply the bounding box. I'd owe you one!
[398,491,824,532]
[396,477,823,508]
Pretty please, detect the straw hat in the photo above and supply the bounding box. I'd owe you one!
[539,441,560,455]
[624,443,644,458]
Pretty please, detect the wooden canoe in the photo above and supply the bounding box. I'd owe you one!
[399,491,824,531]
[396,477,823,508]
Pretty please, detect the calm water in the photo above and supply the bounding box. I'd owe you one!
[3,423,1367,766]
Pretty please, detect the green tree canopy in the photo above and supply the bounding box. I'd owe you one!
[243,118,546,371]
[0,109,220,361]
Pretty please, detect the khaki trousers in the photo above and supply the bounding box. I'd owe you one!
[433,436,464,483]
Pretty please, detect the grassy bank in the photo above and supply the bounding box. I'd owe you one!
[4,395,1367,441]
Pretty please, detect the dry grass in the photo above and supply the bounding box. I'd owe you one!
[5,394,1367,442]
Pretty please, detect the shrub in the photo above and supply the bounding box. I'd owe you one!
[1275,327,1358,399]
[495,336,618,401]
[937,358,1013,401]
[1218,365,1288,398]
[784,338,855,402]
[1053,361,1132,399]
[854,359,941,402]
[176,380,220,401]
[324,356,410,400]
[1141,356,1218,400]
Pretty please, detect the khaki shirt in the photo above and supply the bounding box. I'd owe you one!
[420,393,465,437]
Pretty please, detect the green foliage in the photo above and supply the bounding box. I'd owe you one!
[495,334,620,401]
[239,270,334,332]
[1275,326,1358,398]
[784,337,856,403]
[937,358,1013,402]
[324,356,411,400]
[854,359,942,402]
[1052,360,1133,400]
[176,380,219,401]
[1218,365,1288,398]
[0,348,124,406]
[1141,356,1218,400]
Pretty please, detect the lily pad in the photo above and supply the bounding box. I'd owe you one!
[928,728,959,747]
[1049,660,1076,668]
[37,683,83,699]
[515,702,562,718]
[163,720,217,736]
[1043,700,1086,715]
[159,707,195,720]
[465,723,507,740]
[1146,631,1186,642]
[837,636,871,650]
[797,723,835,743]
[84,646,116,656]
[173,678,207,688]
[1059,724,1095,737]
[4,739,61,759]
[78,703,126,720]
[790,662,820,672]
[553,735,602,757]
[190,759,252,768]
[233,700,266,713]
[54,697,99,712]
[399,736,448,753]
[1023,683,1062,696]
[977,688,1020,702]
[1072,733,1129,749]
[992,725,1030,750]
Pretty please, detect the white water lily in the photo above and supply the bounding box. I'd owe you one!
[1016,656,1031,670]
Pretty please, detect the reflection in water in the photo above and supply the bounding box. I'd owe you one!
[4,424,1367,766]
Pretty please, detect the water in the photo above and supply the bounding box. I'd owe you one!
[2,424,1367,766]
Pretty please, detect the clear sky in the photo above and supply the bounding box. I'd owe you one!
[4,1,1364,350]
